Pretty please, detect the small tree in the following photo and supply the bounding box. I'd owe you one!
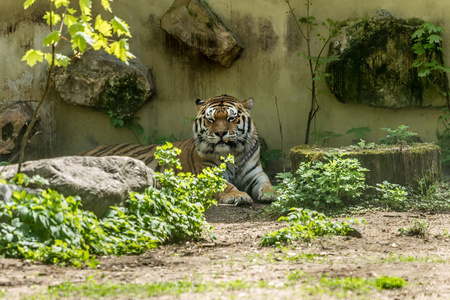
[285,0,341,145]
[18,0,134,172]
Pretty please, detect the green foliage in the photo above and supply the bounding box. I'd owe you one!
[437,107,450,168]
[260,149,282,170]
[21,0,133,68]
[375,276,407,289]
[143,131,178,145]
[399,219,430,237]
[379,125,418,145]
[373,181,409,210]
[271,152,368,214]
[311,130,341,147]
[346,126,372,140]
[260,207,363,246]
[412,22,450,168]
[0,143,227,267]
[412,22,448,78]
[285,0,342,144]
[347,139,376,150]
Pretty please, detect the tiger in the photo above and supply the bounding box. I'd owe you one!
[81,94,275,206]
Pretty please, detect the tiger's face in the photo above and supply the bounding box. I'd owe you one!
[193,95,255,156]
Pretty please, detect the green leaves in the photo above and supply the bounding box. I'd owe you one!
[79,0,92,15]
[260,207,364,246]
[43,31,61,46]
[21,49,44,67]
[23,0,37,9]
[271,152,368,214]
[0,145,227,267]
[22,0,134,69]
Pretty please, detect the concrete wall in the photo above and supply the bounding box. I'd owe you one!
[2,0,450,165]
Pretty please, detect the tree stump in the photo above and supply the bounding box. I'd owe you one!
[290,143,441,191]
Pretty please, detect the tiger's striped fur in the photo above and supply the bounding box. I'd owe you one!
[81,95,275,205]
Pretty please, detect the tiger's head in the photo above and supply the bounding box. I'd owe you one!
[193,95,257,156]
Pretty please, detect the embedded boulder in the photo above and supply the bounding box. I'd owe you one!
[326,10,447,108]
[54,50,155,116]
[1,156,157,218]
[161,0,243,67]
[0,102,34,162]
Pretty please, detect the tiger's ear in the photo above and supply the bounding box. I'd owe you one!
[195,99,206,112]
[242,97,254,111]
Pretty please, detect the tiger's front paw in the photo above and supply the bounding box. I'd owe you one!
[220,191,253,206]
[258,186,277,203]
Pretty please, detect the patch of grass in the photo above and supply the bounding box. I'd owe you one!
[246,248,327,265]
[27,278,263,299]
[375,276,407,289]
[287,270,305,281]
[381,252,446,263]
[287,273,407,299]
[399,219,430,237]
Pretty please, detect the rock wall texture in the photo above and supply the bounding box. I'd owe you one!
[326,10,447,108]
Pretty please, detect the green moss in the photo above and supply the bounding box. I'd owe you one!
[96,73,146,116]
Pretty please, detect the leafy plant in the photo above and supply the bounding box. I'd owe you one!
[271,152,368,214]
[260,207,363,246]
[412,22,449,102]
[18,0,134,172]
[107,111,144,142]
[347,139,377,150]
[412,22,450,168]
[436,112,450,169]
[0,143,228,267]
[399,219,430,237]
[260,149,282,170]
[379,125,418,145]
[373,181,409,210]
[346,126,372,140]
[143,130,178,145]
[285,0,341,144]
[311,130,341,147]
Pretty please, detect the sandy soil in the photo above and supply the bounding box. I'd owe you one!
[1,204,450,299]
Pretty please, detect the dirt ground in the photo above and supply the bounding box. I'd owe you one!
[1,204,450,299]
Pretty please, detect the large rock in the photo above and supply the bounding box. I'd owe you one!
[1,156,157,218]
[0,102,34,161]
[54,50,155,116]
[161,0,243,67]
[326,10,447,108]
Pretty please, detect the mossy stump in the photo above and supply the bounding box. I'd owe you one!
[290,144,441,191]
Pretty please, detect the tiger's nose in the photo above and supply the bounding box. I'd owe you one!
[214,130,228,137]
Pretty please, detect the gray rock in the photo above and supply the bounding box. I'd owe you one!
[0,102,34,161]
[54,50,155,116]
[161,0,243,67]
[1,156,157,218]
[326,10,446,108]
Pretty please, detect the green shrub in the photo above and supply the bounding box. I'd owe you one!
[379,125,418,145]
[271,152,368,214]
[0,143,227,267]
[373,181,409,210]
[260,208,363,246]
